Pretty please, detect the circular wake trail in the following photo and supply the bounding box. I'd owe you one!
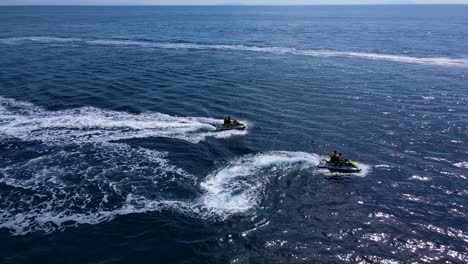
[0,97,368,235]
[200,152,322,216]
[0,97,246,235]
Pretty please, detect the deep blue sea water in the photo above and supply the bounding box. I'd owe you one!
[0,5,467,264]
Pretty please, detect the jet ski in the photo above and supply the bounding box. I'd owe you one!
[214,120,247,131]
[317,159,362,173]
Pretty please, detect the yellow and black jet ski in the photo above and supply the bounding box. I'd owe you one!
[317,159,362,173]
[214,120,247,131]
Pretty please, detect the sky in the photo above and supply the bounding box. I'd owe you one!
[2,0,468,5]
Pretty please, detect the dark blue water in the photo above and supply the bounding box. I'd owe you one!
[0,5,467,264]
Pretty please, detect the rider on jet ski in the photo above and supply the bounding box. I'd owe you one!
[330,151,349,167]
[330,151,339,165]
[223,116,232,126]
[338,153,348,166]
[320,151,361,172]
[223,116,240,127]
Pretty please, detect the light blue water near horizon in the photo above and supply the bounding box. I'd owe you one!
[0,5,467,264]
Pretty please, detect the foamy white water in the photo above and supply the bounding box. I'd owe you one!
[1,97,330,235]
[317,162,372,178]
[453,162,468,169]
[0,142,195,235]
[0,97,370,235]
[0,96,246,144]
[1,36,467,68]
[0,146,332,235]
[200,152,322,216]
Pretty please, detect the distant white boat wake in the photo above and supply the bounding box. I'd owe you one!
[2,36,468,69]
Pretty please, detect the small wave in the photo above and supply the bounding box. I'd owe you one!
[353,163,372,177]
[26,36,82,42]
[375,164,393,170]
[409,175,432,182]
[199,151,321,216]
[0,36,81,44]
[453,162,468,169]
[0,96,245,144]
[424,156,452,163]
[416,224,468,243]
[1,36,468,68]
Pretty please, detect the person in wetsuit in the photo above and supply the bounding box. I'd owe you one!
[338,153,350,166]
[223,116,232,126]
[330,151,339,165]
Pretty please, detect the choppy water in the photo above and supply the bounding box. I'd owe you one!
[0,5,467,264]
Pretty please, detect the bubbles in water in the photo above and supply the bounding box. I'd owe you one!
[0,96,245,144]
[0,97,370,235]
[453,162,468,169]
[0,143,195,235]
[0,97,248,235]
[199,152,322,216]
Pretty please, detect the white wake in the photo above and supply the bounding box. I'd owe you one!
[0,97,370,236]
[1,36,467,68]
[0,96,246,144]
[199,151,322,216]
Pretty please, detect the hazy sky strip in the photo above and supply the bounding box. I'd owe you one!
[2,0,468,5]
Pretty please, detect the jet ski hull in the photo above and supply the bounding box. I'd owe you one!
[214,121,247,131]
[317,161,362,173]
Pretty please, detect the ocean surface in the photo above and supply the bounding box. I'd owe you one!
[0,5,467,263]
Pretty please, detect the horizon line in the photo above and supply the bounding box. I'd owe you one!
[2,3,468,6]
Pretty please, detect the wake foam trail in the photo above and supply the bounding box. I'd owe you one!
[0,96,246,144]
[0,36,81,45]
[1,36,468,68]
[0,97,248,235]
[0,140,358,235]
[0,143,197,235]
[0,149,323,235]
[199,151,321,217]
[0,97,366,235]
